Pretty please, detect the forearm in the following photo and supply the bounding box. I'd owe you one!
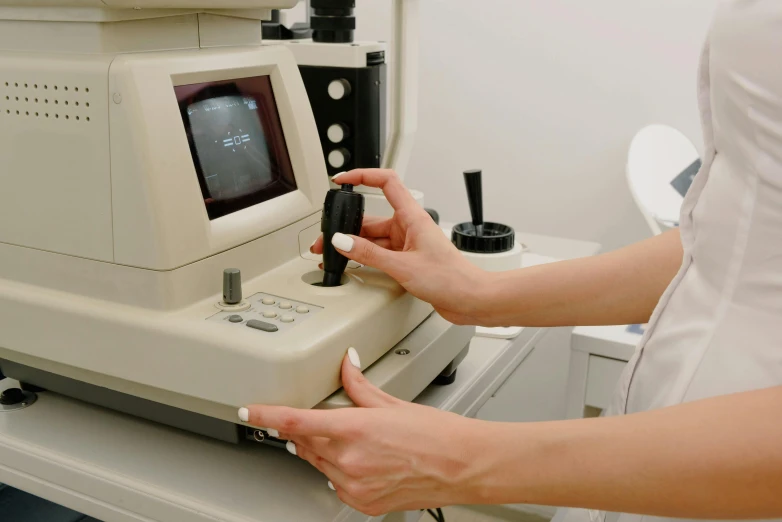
[465,386,782,518]
[476,229,683,327]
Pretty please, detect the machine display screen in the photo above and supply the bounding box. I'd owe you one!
[175,76,297,220]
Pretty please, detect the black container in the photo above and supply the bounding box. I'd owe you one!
[451,169,515,254]
[451,222,515,254]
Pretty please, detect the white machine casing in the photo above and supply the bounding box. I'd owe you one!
[0,2,473,436]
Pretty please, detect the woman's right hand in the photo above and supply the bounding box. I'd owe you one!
[311,169,490,326]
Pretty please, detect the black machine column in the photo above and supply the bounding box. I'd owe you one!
[263,1,387,178]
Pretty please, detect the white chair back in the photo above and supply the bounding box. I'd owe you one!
[627,124,700,235]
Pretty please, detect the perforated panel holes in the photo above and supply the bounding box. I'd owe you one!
[0,82,93,122]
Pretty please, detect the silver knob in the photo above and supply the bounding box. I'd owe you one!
[223,268,242,305]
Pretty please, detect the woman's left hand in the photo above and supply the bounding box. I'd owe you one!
[241,351,483,516]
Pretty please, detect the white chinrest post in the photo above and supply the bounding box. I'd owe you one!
[382,0,419,180]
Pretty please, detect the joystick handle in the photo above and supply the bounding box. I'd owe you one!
[321,184,365,287]
[463,169,484,237]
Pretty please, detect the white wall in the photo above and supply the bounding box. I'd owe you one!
[356,0,718,251]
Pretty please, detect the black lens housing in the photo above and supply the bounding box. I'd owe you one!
[311,0,356,43]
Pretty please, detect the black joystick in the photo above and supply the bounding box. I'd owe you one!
[452,170,515,254]
[322,184,365,287]
[463,169,485,237]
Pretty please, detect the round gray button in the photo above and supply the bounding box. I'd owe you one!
[327,123,347,143]
[328,79,351,100]
[328,148,351,169]
[228,315,243,323]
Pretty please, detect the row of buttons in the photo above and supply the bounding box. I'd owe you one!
[326,79,351,170]
[261,311,298,321]
[260,297,310,314]
[231,313,298,322]
[228,312,300,323]
[327,127,350,168]
[209,292,321,333]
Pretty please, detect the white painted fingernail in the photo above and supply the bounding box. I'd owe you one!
[331,172,346,182]
[286,441,297,456]
[348,347,361,369]
[328,481,336,491]
[332,233,354,253]
[238,408,249,422]
[267,428,280,438]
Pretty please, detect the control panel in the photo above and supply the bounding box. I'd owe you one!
[208,292,323,334]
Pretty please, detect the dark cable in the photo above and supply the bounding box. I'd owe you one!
[426,508,446,522]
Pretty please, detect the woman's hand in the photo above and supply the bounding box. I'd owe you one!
[242,352,484,516]
[244,358,782,518]
[311,169,489,325]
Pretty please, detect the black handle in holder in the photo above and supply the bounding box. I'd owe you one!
[452,169,515,254]
[321,184,365,287]
[463,169,484,236]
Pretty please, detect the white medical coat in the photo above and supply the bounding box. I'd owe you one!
[559,2,782,521]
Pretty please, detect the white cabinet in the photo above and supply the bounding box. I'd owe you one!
[585,355,628,411]
[565,325,641,418]
[476,327,574,423]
